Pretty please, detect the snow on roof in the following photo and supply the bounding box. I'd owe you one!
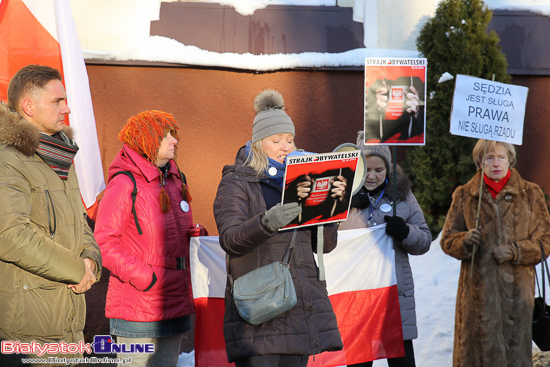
[84,36,418,72]
[484,0,550,17]
[81,0,550,71]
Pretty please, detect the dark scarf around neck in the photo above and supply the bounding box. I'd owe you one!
[36,132,79,180]
[366,178,388,197]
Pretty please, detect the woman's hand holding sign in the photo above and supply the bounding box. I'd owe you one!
[331,176,348,202]
[296,175,313,200]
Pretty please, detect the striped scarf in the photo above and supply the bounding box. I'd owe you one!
[36,132,79,180]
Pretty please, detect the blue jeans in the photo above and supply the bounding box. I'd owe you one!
[110,315,191,338]
[116,334,183,367]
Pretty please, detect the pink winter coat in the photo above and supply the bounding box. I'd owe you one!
[95,145,195,322]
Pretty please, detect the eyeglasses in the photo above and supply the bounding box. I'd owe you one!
[484,155,508,164]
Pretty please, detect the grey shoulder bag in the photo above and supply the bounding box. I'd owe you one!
[229,230,298,325]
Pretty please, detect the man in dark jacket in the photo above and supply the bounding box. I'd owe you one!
[0,65,102,364]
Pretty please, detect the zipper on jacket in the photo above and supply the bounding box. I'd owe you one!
[45,189,57,239]
[160,169,189,270]
[168,181,187,262]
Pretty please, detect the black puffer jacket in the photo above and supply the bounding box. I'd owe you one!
[213,146,343,362]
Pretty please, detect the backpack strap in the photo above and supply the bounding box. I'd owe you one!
[112,171,143,235]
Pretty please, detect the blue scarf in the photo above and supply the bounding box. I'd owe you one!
[245,141,286,187]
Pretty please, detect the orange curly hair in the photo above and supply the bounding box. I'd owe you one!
[119,110,180,164]
[119,110,191,212]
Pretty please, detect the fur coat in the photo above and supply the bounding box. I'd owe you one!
[441,169,550,367]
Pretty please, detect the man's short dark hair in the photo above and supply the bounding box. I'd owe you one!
[7,65,63,110]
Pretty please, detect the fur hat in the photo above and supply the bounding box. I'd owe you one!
[356,130,392,172]
[119,110,179,164]
[252,90,295,143]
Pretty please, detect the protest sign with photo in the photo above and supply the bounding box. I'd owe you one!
[364,57,427,145]
[450,74,528,145]
[281,151,360,229]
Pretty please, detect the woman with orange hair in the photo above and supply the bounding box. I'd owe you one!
[95,110,205,366]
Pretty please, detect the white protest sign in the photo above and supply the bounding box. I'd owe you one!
[450,74,528,145]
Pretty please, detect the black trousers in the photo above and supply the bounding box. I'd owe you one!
[350,339,416,367]
[235,354,309,367]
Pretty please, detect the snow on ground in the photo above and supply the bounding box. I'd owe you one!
[387,231,457,367]
[177,350,195,367]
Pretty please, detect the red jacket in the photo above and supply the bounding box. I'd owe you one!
[95,145,195,322]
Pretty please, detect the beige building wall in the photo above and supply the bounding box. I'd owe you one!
[87,65,366,235]
[86,64,550,235]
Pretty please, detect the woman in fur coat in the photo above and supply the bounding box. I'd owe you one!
[339,131,432,367]
[441,139,550,367]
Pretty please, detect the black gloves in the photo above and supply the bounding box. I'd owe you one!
[350,187,369,210]
[384,215,409,242]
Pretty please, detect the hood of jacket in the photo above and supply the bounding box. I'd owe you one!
[221,145,266,183]
[107,144,182,183]
[384,164,412,202]
[0,102,76,156]
[0,102,40,156]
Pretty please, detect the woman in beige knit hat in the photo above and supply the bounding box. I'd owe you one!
[213,90,344,367]
[340,131,431,367]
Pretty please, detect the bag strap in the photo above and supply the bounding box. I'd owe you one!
[112,171,143,235]
[227,254,233,287]
[536,265,542,298]
[317,225,325,281]
[536,241,550,302]
[282,229,298,267]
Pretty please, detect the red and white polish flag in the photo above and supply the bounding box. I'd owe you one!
[190,226,404,367]
[0,0,105,217]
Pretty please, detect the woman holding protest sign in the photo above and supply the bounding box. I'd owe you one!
[213,89,344,366]
[339,131,431,367]
[440,139,550,367]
